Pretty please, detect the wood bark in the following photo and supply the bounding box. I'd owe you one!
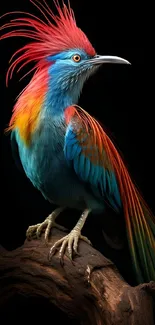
[0,229,154,325]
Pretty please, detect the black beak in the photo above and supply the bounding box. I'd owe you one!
[90,54,131,65]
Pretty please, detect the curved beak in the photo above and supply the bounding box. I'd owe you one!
[90,55,131,65]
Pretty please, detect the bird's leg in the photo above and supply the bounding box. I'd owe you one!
[26,207,66,242]
[49,208,91,262]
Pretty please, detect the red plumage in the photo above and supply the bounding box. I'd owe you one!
[1,0,155,285]
[0,0,96,85]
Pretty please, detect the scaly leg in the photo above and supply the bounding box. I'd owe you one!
[49,209,91,262]
[26,207,66,242]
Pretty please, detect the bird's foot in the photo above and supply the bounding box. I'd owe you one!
[26,207,66,242]
[48,228,91,263]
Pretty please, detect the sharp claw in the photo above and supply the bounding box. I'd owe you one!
[73,235,79,254]
[49,237,67,261]
[48,246,56,260]
[26,224,41,240]
[44,234,48,243]
[26,208,65,242]
[44,223,52,241]
[48,229,91,264]
[48,251,52,261]
[59,240,67,261]
[60,255,64,267]
[68,237,74,260]
[68,252,72,260]
[49,243,59,259]
[73,246,80,255]
[45,235,49,244]
[36,228,41,239]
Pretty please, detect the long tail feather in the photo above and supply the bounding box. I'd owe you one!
[103,133,155,283]
[75,105,155,283]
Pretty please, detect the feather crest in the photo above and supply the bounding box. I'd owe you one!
[0,0,95,85]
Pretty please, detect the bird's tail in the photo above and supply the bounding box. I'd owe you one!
[74,104,155,283]
[105,134,155,283]
[119,167,155,283]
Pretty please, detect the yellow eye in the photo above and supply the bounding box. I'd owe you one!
[72,54,81,63]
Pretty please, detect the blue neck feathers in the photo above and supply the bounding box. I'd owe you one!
[43,50,92,117]
[44,66,84,117]
[45,78,77,116]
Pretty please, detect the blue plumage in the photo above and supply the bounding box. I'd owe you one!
[2,0,155,284]
[9,48,121,216]
[13,115,106,213]
[7,46,127,267]
[64,121,121,212]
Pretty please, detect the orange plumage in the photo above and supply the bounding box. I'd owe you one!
[1,0,154,284]
[6,62,49,145]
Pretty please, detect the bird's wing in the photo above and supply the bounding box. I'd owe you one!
[10,130,25,173]
[64,105,155,283]
[64,105,121,212]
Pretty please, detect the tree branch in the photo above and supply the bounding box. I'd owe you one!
[0,229,154,325]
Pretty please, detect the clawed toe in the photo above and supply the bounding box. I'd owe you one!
[26,224,41,240]
[26,209,91,265]
[48,230,91,263]
[26,207,66,242]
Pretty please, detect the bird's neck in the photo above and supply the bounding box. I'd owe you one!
[44,71,81,117]
[8,64,81,145]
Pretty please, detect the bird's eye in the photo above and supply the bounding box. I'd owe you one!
[72,54,81,63]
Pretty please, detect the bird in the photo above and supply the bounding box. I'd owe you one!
[0,0,154,284]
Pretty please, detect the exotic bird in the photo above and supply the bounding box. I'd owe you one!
[0,0,155,284]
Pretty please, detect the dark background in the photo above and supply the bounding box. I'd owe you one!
[0,0,148,323]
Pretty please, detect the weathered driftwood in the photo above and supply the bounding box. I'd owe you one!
[0,228,155,325]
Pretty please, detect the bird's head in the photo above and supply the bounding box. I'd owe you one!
[0,0,130,105]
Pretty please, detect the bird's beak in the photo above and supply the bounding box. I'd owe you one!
[89,55,131,65]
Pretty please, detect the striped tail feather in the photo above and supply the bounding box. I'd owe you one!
[105,135,155,283]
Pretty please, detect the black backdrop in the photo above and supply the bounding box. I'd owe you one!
[0,0,149,323]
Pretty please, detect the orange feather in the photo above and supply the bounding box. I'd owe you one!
[6,62,49,145]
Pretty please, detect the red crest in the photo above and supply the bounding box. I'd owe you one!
[0,0,96,84]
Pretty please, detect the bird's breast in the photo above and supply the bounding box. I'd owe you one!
[15,119,86,208]
[16,117,65,182]
[15,117,105,212]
